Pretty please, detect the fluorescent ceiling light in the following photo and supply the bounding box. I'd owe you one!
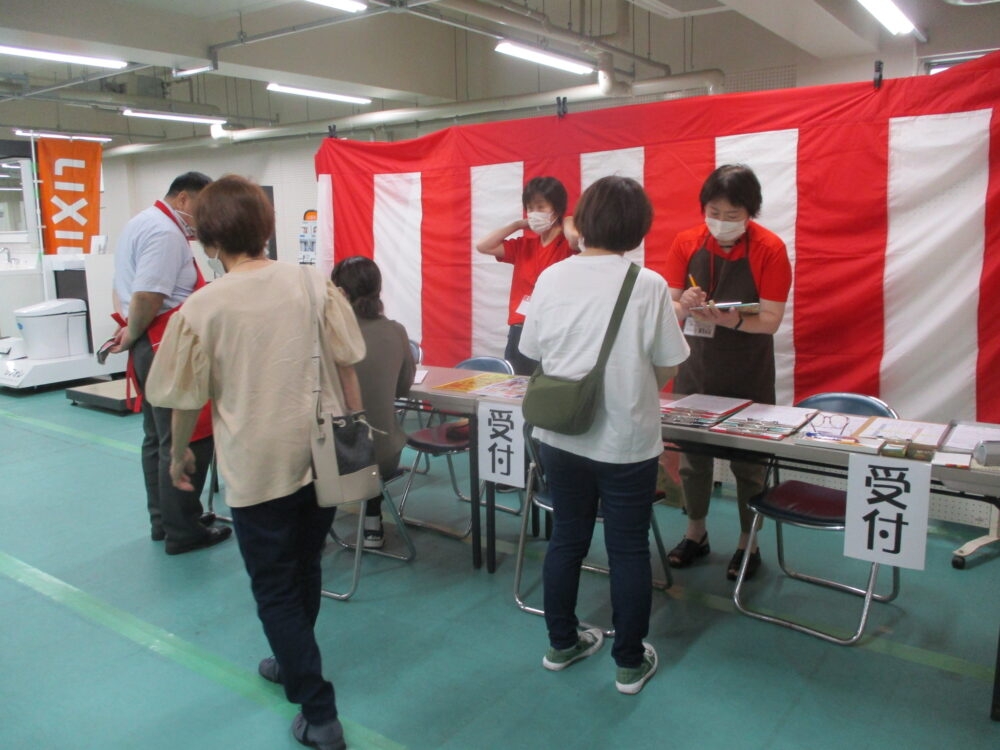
[303,0,367,12]
[856,0,917,35]
[628,0,684,19]
[266,82,371,105]
[122,108,227,125]
[172,65,215,78]
[0,44,127,69]
[14,128,112,143]
[495,41,595,75]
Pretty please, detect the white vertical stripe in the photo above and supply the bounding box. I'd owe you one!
[882,110,991,422]
[373,172,423,345]
[315,174,334,279]
[471,162,522,359]
[580,147,646,264]
[717,129,799,405]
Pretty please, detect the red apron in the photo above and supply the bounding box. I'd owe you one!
[116,201,212,442]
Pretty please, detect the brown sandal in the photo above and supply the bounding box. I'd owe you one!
[667,533,710,568]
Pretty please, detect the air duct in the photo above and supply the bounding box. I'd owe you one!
[105,68,723,157]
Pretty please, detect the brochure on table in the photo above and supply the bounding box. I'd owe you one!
[660,394,751,427]
[709,403,817,441]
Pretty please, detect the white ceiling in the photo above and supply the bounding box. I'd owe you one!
[0,0,998,151]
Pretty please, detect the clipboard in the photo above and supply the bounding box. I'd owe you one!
[689,301,761,314]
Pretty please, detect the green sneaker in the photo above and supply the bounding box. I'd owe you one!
[615,643,658,694]
[542,627,604,671]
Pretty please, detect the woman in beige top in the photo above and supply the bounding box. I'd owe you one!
[146,175,362,750]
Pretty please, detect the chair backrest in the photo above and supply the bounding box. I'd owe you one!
[795,392,898,418]
[456,356,514,374]
[409,339,422,364]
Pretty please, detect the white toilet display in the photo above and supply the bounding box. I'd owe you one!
[14,298,89,360]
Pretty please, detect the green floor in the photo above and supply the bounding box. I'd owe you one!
[1,383,998,749]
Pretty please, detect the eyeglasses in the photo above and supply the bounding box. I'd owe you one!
[812,413,850,436]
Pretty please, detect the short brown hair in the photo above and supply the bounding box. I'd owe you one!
[573,176,652,253]
[194,175,274,257]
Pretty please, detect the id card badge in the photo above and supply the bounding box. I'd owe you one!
[684,316,716,338]
[516,295,531,316]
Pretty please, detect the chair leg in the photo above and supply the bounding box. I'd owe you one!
[398,449,472,539]
[327,481,417,564]
[204,450,232,524]
[649,507,674,590]
[322,480,418,603]
[445,454,471,502]
[459,481,524,515]
[733,512,900,646]
[321,501,367,602]
[776,521,900,603]
[513,482,668,637]
[512,476,544,618]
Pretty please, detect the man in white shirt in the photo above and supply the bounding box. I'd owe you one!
[111,172,231,555]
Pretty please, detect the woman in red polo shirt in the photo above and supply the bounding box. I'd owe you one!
[476,176,576,375]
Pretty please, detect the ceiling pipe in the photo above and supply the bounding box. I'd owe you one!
[0,64,151,104]
[597,52,630,96]
[105,67,723,158]
[209,6,395,54]
[435,0,670,74]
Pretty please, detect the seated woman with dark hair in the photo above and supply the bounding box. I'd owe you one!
[146,174,363,750]
[519,175,689,695]
[332,255,416,548]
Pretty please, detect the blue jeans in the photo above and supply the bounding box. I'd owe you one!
[539,444,658,669]
[231,482,338,724]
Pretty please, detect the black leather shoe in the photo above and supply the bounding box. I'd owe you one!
[152,513,214,541]
[727,548,761,581]
[165,525,232,555]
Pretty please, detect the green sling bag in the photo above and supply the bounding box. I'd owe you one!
[521,262,639,435]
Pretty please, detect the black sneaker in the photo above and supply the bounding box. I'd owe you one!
[363,520,384,549]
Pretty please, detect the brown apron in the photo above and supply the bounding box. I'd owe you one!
[674,227,776,405]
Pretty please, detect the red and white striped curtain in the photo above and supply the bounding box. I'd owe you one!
[315,52,1000,424]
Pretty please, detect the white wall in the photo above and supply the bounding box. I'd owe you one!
[102,139,320,267]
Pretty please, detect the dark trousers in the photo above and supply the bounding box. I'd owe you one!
[505,324,539,376]
[231,482,338,724]
[133,334,213,544]
[539,444,658,669]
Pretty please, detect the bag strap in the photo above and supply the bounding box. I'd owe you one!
[300,266,324,423]
[592,262,640,373]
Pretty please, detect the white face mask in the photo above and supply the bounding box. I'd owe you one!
[705,216,747,245]
[176,209,197,240]
[205,247,225,277]
[527,211,556,234]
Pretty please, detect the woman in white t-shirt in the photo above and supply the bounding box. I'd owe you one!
[519,175,690,695]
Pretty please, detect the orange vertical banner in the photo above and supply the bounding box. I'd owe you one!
[36,139,102,255]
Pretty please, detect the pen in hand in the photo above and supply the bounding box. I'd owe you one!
[688,274,698,288]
